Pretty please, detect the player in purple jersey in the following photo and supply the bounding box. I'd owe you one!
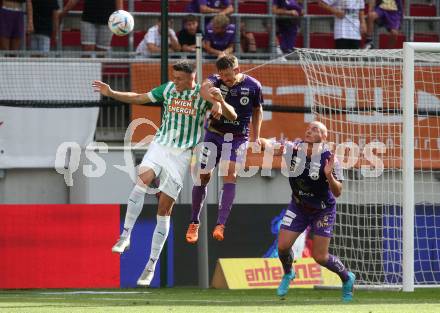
[272,0,303,53]
[365,0,402,49]
[186,55,263,243]
[186,0,233,15]
[261,121,355,302]
[203,14,236,58]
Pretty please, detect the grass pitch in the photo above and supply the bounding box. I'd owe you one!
[0,287,438,313]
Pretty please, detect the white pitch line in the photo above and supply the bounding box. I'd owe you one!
[91,298,281,303]
[39,291,152,295]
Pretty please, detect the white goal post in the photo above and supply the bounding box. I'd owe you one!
[297,43,440,292]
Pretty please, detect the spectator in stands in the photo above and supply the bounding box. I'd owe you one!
[272,0,303,54]
[318,0,366,49]
[29,0,60,52]
[364,0,403,49]
[136,19,181,57]
[203,14,235,58]
[240,21,257,53]
[186,0,233,16]
[0,0,33,51]
[178,15,202,53]
[60,0,123,52]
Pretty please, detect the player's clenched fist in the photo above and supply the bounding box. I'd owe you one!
[92,80,112,97]
[211,101,223,120]
[209,86,223,102]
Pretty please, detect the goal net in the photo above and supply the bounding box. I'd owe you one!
[296,47,440,288]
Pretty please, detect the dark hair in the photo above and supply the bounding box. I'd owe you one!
[183,14,198,24]
[215,55,239,70]
[173,60,196,74]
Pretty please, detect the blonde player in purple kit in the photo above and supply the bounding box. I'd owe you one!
[261,121,355,302]
[186,55,263,243]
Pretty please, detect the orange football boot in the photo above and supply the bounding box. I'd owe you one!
[212,224,225,241]
[186,223,200,244]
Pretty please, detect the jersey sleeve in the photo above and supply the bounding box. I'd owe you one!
[147,82,169,102]
[146,27,157,44]
[207,74,221,87]
[253,82,264,108]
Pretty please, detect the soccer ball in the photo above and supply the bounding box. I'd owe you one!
[108,10,134,36]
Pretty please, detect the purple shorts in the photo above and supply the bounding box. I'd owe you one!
[375,7,401,31]
[199,130,248,170]
[0,8,24,39]
[280,200,336,238]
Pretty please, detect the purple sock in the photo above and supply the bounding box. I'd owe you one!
[324,254,349,282]
[216,183,236,225]
[191,185,207,223]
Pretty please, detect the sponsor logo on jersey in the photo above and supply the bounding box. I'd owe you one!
[240,87,250,96]
[220,84,229,91]
[316,214,331,229]
[298,190,315,197]
[229,88,238,96]
[224,119,240,126]
[168,98,197,116]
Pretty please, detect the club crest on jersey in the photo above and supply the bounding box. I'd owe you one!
[240,96,249,106]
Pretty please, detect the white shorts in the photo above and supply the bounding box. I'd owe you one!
[140,142,192,200]
[80,21,113,50]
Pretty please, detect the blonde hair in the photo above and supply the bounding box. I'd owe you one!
[212,14,230,29]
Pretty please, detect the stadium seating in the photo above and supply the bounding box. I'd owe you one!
[379,33,406,49]
[134,0,189,12]
[63,0,83,10]
[238,0,267,14]
[410,4,437,16]
[414,33,440,42]
[307,2,331,15]
[253,32,269,50]
[63,0,129,11]
[61,30,81,48]
[111,35,129,48]
[252,32,303,50]
[310,32,334,49]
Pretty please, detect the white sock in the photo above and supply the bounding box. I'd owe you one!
[146,215,170,271]
[122,185,146,238]
[276,46,283,55]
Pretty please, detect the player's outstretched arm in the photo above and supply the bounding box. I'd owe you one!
[324,154,343,197]
[259,138,284,155]
[92,80,151,105]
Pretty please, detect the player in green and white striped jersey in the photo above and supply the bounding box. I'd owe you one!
[92,60,237,286]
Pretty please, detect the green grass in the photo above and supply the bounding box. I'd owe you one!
[0,287,439,313]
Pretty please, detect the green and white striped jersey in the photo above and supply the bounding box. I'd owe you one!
[146,81,212,149]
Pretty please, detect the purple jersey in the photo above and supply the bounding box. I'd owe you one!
[272,0,302,12]
[283,141,343,210]
[187,0,230,12]
[204,23,235,51]
[206,74,263,137]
